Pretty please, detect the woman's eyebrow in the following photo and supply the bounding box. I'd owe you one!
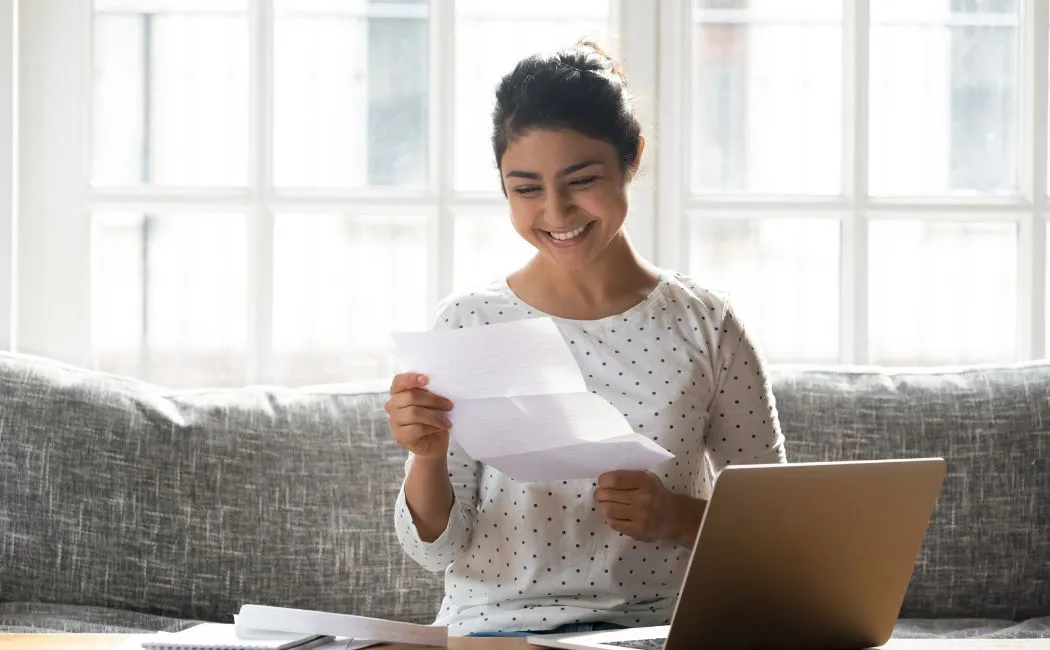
[505,160,603,180]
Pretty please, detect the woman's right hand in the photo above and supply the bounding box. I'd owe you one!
[385,372,454,460]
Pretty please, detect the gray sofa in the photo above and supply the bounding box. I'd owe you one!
[0,350,1047,638]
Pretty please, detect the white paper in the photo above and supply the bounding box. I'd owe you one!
[127,627,377,650]
[391,317,675,482]
[391,317,587,401]
[138,622,331,650]
[235,605,447,648]
[311,641,379,650]
[237,635,378,650]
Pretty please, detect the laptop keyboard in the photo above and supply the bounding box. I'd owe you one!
[604,640,665,650]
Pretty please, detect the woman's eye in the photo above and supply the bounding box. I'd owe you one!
[569,176,599,187]
[514,186,541,197]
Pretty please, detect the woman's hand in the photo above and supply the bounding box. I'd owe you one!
[594,470,705,546]
[385,372,454,460]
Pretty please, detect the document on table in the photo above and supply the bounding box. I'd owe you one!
[391,317,674,482]
[235,606,444,648]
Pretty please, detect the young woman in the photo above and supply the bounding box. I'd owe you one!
[386,40,786,638]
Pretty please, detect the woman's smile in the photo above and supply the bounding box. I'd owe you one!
[541,221,596,247]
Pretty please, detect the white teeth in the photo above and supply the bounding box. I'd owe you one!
[549,224,588,241]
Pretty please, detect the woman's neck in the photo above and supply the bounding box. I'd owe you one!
[508,231,662,321]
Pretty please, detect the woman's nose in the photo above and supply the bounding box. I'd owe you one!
[544,188,574,225]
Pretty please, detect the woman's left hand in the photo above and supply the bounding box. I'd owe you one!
[594,470,689,543]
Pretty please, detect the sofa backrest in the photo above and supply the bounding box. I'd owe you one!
[771,363,1050,621]
[1,352,1047,623]
[0,352,442,624]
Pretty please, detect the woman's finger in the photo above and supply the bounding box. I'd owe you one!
[598,501,635,522]
[388,387,453,412]
[391,405,452,431]
[394,422,443,443]
[390,372,428,394]
[593,487,634,505]
[606,518,641,539]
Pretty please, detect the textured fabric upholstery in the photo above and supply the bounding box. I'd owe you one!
[893,616,1050,639]
[0,602,199,633]
[0,351,1047,635]
[0,352,440,625]
[771,364,1050,621]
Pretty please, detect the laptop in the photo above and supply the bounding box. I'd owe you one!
[527,457,946,650]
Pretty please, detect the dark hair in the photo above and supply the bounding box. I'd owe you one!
[491,40,642,186]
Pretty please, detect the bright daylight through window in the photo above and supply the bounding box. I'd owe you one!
[73,0,1050,387]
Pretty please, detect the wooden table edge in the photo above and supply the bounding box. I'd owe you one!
[0,633,1047,649]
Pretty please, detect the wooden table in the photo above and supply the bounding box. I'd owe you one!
[0,634,1048,649]
[0,636,522,649]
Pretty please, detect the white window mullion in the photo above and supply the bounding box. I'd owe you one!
[430,0,454,311]
[841,0,870,365]
[655,0,688,271]
[17,0,92,365]
[686,196,851,213]
[1019,209,1042,360]
[614,0,657,263]
[0,0,16,351]
[1033,0,1050,208]
[247,0,274,383]
[1021,0,1049,360]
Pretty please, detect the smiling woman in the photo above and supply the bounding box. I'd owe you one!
[501,131,633,273]
[387,40,787,638]
[489,42,658,316]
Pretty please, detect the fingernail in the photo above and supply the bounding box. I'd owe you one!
[417,375,428,385]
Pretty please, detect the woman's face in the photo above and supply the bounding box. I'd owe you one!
[499,128,638,271]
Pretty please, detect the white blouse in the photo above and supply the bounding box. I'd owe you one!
[394,270,787,635]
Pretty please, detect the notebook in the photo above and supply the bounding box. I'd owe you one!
[139,623,333,650]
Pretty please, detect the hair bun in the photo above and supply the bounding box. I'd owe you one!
[490,38,643,183]
[574,38,628,85]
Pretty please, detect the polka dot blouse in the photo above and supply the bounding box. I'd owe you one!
[393,270,787,636]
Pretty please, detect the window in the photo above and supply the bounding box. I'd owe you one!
[84,0,611,387]
[11,0,1050,387]
[674,0,1048,366]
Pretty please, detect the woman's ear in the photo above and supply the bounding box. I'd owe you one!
[627,136,646,181]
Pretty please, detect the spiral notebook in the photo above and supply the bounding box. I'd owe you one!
[139,623,332,650]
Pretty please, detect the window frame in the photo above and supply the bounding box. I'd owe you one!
[0,0,15,352]
[15,0,656,382]
[658,0,1050,364]
[10,0,1050,381]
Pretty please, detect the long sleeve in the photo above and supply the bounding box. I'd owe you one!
[394,437,481,572]
[704,301,787,472]
[393,298,481,573]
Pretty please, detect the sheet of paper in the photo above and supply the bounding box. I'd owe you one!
[126,629,377,650]
[236,605,447,648]
[391,317,675,482]
[139,622,330,649]
[391,317,586,401]
[489,434,676,483]
[312,640,380,650]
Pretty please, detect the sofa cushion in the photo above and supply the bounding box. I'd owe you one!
[3,349,1049,626]
[0,602,198,633]
[893,616,1050,639]
[0,352,440,624]
[770,363,1050,621]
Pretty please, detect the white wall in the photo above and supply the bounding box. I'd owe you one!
[17,0,92,364]
[0,0,15,352]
